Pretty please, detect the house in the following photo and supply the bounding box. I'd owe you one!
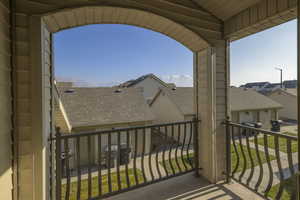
[240,82,271,91]
[150,87,282,131]
[118,74,173,101]
[283,80,297,88]
[268,88,297,121]
[55,87,155,167]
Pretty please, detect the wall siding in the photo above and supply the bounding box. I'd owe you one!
[0,0,12,200]
[224,0,297,40]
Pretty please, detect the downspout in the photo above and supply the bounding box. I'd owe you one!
[10,0,18,199]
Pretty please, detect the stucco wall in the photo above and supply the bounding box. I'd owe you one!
[269,91,297,120]
[134,77,168,100]
[0,1,12,199]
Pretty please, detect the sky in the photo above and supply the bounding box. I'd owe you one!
[54,20,297,87]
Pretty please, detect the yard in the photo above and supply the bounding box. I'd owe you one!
[161,144,276,174]
[61,169,144,200]
[250,132,298,153]
[268,176,297,200]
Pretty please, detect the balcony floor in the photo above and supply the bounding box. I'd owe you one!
[105,173,264,200]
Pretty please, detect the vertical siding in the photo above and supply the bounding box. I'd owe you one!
[0,0,12,200]
[15,13,33,200]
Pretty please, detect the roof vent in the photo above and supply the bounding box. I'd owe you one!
[114,88,122,93]
[64,89,75,93]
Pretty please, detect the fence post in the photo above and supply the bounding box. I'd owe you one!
[55,127,62,200]
[225,117,231,183]
[193,117,200,177]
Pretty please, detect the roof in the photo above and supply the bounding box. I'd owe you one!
[270,88,297,97]
[151,87,282,115]
[58,87,154,128]
[165,87,194,115]
[230,88,282,111]
[119,74,170,88]
[244,82,270,88]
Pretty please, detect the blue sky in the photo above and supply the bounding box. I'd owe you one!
[54,20,297,87]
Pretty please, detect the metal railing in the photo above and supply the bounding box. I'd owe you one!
[54,119,199,200]
[225,121,299,200]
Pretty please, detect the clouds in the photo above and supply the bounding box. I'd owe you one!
[161,74,193,87]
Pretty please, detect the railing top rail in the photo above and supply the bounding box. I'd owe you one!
[227,121,298,141]
[55,119,201,139]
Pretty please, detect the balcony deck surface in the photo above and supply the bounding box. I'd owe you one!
[105,173,264,200]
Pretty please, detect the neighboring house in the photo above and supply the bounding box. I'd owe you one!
[150,87,282,132]
[241,82,271,91]
[283,80,297,89]
[268,88,297,121]
[118,74,173,101]
[55,87,154,168]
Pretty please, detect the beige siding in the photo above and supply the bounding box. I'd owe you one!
[269,91,297,120]
[0,1,12,199]
[225,0,297,41]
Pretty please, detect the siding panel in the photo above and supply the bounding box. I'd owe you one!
[0,1,12,200]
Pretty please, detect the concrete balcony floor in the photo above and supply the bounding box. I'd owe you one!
[105,173,264,200]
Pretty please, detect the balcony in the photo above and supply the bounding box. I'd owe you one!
[52,120,298,200]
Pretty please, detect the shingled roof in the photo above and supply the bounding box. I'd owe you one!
[151,87,282,115]
[58,87,154,128]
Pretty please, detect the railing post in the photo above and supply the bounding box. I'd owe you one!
[193,117,200,177]
[225,118,231,183]
[55,127,62,200]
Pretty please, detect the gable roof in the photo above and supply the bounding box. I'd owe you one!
[151,87,282,115]
[58,87,154,128]
[118,74,170,88]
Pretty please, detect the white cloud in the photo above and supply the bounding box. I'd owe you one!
[161,74,193,87]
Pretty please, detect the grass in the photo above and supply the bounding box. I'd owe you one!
[161,144,276,174]
[159,153,194,174]
[61,168,144,200]
[251,134,298,153]
[268,176,297,200]
[231,143,276,173]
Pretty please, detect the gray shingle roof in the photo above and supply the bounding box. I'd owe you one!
[155,87,282,115]
[230,88,282,111]
[163,87,194,115]
[58,87,154,128]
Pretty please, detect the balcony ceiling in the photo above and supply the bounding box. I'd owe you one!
[192,0,262,20]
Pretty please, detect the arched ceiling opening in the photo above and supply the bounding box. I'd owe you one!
[43,6,210,52]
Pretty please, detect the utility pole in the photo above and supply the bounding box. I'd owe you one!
[275,67,283,88]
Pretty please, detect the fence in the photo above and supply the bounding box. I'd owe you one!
[54,119,200,200]
[225,121,299,200]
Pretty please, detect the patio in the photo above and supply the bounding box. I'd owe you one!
[1,0,300,200]
[105,173,263,200]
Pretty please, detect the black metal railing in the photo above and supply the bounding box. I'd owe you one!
[225,121,299,200]
[54,119,199,200]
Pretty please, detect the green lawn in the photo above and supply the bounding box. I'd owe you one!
[61,168,144,200]
[251,134,298,153]
[268,176,297,200]
[231,143,276,173]
[161,144,276,175]
[159,153,194,174]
